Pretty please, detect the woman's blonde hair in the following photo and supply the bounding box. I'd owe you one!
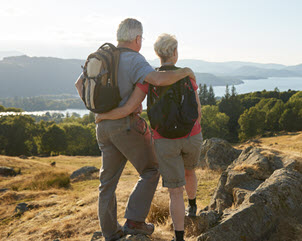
[154,33,178,62]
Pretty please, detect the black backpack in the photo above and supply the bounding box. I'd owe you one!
[81,43,134,113]
[147,65,199,138]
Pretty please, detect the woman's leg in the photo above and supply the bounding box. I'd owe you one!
[185,169,197,199]
[168,186,185,240]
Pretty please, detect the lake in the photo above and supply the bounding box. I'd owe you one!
[0,108,90,117]
[212,77,302,97]
[1,77,301,117]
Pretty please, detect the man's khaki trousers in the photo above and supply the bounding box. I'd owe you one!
[96,115,159,239]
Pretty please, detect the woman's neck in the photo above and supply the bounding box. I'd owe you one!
[160,58,175,66]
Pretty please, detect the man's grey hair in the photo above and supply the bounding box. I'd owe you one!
[117,18,143,42]
[154,33,178,61]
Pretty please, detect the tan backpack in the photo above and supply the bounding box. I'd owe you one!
[81,43,133,113]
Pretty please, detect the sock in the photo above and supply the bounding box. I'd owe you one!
[175,230,184,241]
[188,198,196,207]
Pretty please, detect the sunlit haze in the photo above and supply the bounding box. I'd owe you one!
[1,0,302,65]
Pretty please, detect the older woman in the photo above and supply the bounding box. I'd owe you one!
[96,34,202,241]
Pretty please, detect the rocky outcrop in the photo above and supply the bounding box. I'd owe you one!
[207,147,284,213]
[196,147,302,241]
[70,166,99,181]
[0,166,18,176]
[198,168,302,241]
[119,234,151,241]
[90,232,151,241]
[199,138,241,170]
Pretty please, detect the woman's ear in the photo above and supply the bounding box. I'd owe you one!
[173,48,177,56]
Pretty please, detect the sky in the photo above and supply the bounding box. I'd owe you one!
[0,0,302,65]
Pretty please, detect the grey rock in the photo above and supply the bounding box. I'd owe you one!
[198,168,302,241]
[0,166,17,177]
[0,188,9,193]
[91,231,103,241]
[19,155,28,159]
[119,234,151,241]
[15,202,29,213]
[70,166,99,180]
[199,138,241,170]
[208,147,284,213]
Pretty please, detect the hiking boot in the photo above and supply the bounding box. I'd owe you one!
[185,204,197,217]
[105,229,125,241]
[123,219,154,235]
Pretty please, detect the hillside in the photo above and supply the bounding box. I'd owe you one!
[0,132,301,241]
[1,55,301,98]
[0,56,84,97]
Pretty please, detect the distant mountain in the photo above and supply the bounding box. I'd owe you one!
[0,55,301,98]
[0,51,24,60]
[285,64,302,75]
[148,59,287,75]
[195,73,243,86]
[0,55,84,97]
[230,66,300,78]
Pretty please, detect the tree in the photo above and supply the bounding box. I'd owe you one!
[279,98,302,131]
[41,124,67,155]
[199,84,209,105]
[207,85,216,105]
[224,85,230,100]
[0,115,37,156]
[238,107,266,141]
[218,92,244,142]
[200,105,229,139]
[61,123,96,155]
[231,85,237,97]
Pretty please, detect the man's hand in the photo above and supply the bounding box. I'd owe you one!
[184,67,196,81]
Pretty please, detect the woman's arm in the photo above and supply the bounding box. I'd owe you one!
[195,90,202,124]
[95,86,147,123]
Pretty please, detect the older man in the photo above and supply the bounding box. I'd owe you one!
[75,18,195,241]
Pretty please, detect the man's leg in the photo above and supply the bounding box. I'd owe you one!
[98,143,127,239]
[111,116,159,223]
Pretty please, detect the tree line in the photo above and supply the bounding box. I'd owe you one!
[0,112,99,156]
[0,95,85,111]
[199,85,302,142]
[0,88,301,156]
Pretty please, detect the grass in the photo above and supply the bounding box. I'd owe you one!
[9,171,70,191]
[0,154,221,241]
[1,132,301,240]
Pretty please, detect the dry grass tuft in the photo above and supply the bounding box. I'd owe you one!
[11,171,70,191]
[147,194,170,225]
[233,164,261,172]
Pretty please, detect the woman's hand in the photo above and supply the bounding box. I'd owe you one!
[184,67,196,81]
[95,113,103,124]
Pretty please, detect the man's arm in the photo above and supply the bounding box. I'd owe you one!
[195,90,202,124]
[145,67,196,86]
[75,73,84,99]
[95,86,146,123]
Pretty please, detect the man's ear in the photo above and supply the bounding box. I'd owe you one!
[135,35,140,44]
